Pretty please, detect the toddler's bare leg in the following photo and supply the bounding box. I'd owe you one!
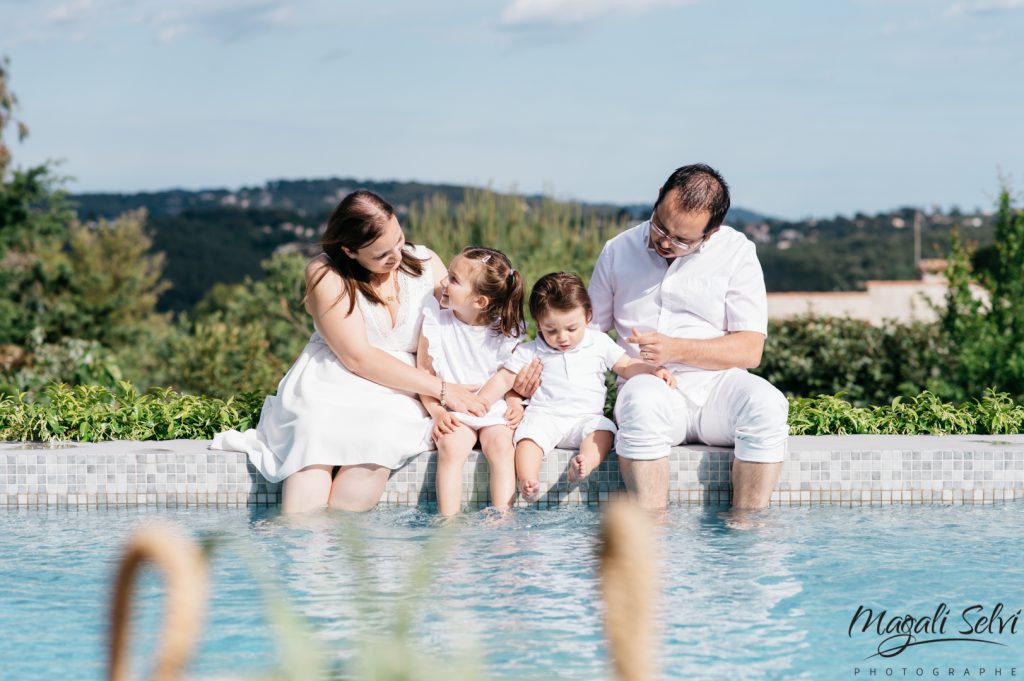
[515,439,545,503]
[569,430,614,483]
[435,425,478,517]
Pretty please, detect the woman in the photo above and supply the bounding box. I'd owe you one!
[212,190,488,513]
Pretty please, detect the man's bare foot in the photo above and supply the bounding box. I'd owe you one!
[519,479,541,503]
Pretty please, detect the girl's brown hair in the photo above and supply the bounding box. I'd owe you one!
[305,190,426,314]
[459,246,526,338]
[529,272,592,322]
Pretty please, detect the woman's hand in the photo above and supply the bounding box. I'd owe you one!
[444,383,488,416]
[512,358,542,398]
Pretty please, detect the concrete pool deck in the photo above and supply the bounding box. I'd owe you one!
[2,435,1023,508]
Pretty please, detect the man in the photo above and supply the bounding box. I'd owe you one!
[587,163,788,510]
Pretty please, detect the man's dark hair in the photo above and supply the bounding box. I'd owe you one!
[654,163,731,233]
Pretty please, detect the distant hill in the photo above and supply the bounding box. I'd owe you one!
[67,178,995,312]
[71,177,768,223]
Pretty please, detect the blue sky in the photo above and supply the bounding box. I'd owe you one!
[1,0,1022,219]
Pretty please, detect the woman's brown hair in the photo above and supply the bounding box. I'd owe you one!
[528,272,592,322]
[459,246,526,338]
[305,190,426,314]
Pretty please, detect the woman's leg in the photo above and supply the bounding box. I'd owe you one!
[515,440,545,503]
[479,424,517,511]
[435,425,479,517]
[281,464,333,513]
[569,429,614,483]
[327,464,391,512]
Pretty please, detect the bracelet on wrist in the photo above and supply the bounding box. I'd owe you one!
[439,379,447,408]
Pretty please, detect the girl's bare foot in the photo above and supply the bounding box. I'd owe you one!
[519,479,541,503]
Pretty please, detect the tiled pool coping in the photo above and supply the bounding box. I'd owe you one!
[2,435,1023,508]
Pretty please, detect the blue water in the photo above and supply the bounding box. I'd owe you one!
[2,504,1023,680]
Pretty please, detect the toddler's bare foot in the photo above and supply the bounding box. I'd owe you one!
[519,479,541,503]
[568,452,598,483]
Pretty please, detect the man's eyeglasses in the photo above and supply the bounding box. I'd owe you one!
[650,212,705,252]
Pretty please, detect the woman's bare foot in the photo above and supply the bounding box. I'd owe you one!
[519,478,541,503]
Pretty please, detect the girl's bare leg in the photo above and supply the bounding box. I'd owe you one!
[435,425,479,517]
[515,439,545,503]
[569,430,614,483]
[281,464,333,513]
[479,424,517,511]
[328,464,390,512]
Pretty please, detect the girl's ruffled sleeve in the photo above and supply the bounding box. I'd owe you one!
[419,297,447,376]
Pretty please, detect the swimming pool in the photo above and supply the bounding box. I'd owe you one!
[2,504,1023,680]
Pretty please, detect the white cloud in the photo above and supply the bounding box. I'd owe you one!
[37,0,296,43]
[46,0,95,23]
[500,0,696,28]
[945,0,1024,16]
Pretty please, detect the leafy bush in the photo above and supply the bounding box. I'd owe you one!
[0,382,263,441]
[788,388,1024,436]
[754,315,952,405]
[2,382,1020,442]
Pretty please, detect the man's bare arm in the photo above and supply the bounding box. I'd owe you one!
[626,328,764,370]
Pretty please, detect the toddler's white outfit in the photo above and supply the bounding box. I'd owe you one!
[503,328,624,454]
[420,298,521,429]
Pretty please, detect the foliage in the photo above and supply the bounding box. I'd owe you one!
[0,336,123,396]
[165,314,287,398]
[194,251,312,366]
[937,189,1024,401]
[4,382,1020,441]
[754,315,952,405]
[407,188,629,335]
[0,381,263,442]
[787,388,1024,436]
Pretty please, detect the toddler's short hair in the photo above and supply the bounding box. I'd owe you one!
[529,272,592,322]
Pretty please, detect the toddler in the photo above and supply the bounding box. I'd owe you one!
[505,272,676,502]
[417,246,526,516]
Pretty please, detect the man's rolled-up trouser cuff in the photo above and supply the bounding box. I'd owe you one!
[612,441,671,461]
[733,429,788,464]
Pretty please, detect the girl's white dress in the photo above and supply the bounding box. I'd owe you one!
[210,246,435,482]
[420,297,521,430]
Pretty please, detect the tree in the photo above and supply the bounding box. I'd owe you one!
[939,188,1024,400]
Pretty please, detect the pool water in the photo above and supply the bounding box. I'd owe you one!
[2,503,1023,680]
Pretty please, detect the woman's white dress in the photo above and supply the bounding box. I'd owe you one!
[210,246,435,482]
[420,298,521,430]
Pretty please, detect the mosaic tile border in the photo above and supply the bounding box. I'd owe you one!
[1,436,1023,508]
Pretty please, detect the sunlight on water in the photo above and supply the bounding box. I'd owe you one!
[2,503,1023,680]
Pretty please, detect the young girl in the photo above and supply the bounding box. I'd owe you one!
[504,272,676,503]
[417,246,527,516]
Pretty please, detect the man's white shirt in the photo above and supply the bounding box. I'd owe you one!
[588,221,768,405]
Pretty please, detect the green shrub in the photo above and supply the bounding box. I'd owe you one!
[787,388,1024,436]
[0,382,263,441]
[1,382,1020,442]
[754,315,951,405]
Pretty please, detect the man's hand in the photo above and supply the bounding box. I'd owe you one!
[512,357,542,398]
[626,328,679,366]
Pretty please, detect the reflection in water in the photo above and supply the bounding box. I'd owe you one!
[2,503,1024,681]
